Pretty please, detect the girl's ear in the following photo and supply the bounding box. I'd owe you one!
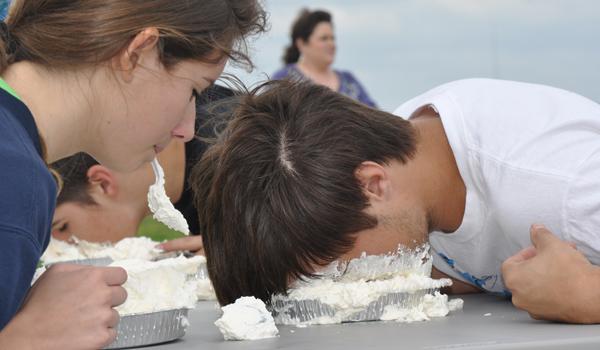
[113,27,160,83]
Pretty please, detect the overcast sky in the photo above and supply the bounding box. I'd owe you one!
[224,0,600,111]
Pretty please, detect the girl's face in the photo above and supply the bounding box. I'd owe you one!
[299,22,336,67]
[88,48,226,173]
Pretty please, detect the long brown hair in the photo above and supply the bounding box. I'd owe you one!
[192,80,417,305]
[0,0,266,189]
[0,0,267,73]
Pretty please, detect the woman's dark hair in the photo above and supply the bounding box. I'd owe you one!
[192,80,417,305]
[283,9,332,64]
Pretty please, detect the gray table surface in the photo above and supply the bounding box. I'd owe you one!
[142,294,600,350]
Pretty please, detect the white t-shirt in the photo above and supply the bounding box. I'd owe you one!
[393,78,600,295]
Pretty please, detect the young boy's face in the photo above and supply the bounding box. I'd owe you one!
[51,201,139,243]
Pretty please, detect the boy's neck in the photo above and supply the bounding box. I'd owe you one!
[409,108,466,234]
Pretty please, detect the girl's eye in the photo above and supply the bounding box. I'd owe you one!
[59,222,69,232]
[191,89,200,101]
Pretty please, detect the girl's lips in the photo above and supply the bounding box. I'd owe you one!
[154,144,165,154]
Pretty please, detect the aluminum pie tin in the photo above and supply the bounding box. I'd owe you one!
[104,308,189,349]
[45,252,199,268]
[45,257,114,267]
[271,288,438,324]
[196,264,209,279]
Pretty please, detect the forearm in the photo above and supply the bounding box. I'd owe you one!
[431,267,482,294]
[0,314,35,350]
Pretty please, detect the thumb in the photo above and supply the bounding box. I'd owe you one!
[529,224,560,250]
[505,246,537,265]
[501,246,536,281]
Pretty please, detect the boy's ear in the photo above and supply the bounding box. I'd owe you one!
[87,165,119,198]
[113,27,160,83]
[355,161,390,202]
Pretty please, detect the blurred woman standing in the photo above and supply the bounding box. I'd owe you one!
[272,9,377,107]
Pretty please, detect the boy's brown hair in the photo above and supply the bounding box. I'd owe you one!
[192,80,417,305]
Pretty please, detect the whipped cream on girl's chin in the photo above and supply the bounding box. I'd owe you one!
[147,158,190,234]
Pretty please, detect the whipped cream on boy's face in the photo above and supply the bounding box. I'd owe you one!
[41,236,162,264]
[147,158,190,234]
[271,245,463,325]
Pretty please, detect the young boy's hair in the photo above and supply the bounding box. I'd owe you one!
[52,153,100,206]
[191,80,417,305]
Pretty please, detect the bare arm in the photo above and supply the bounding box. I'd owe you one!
[157,235,204,255]
[502,224,600,324]
[0,264,127,349]
[432,267,482,294]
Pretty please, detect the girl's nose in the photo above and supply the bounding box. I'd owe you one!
[172,104,196,142]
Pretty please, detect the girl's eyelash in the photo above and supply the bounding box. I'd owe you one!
[59,223,69,232]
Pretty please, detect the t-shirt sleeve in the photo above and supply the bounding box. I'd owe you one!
[0,227,41,329]
[0,143,55,329]
[563,150,600,265]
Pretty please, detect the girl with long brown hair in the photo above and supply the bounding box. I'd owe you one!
[0,1,265,348]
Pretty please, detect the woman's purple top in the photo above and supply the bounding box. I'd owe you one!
[272,64,377,108]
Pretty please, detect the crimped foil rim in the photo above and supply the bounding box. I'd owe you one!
[45,257,113,267]
[103,308,189,349]
[271,289,440,324]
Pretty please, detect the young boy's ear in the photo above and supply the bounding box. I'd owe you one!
[87,165,119,197]
[354,161,390,202]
